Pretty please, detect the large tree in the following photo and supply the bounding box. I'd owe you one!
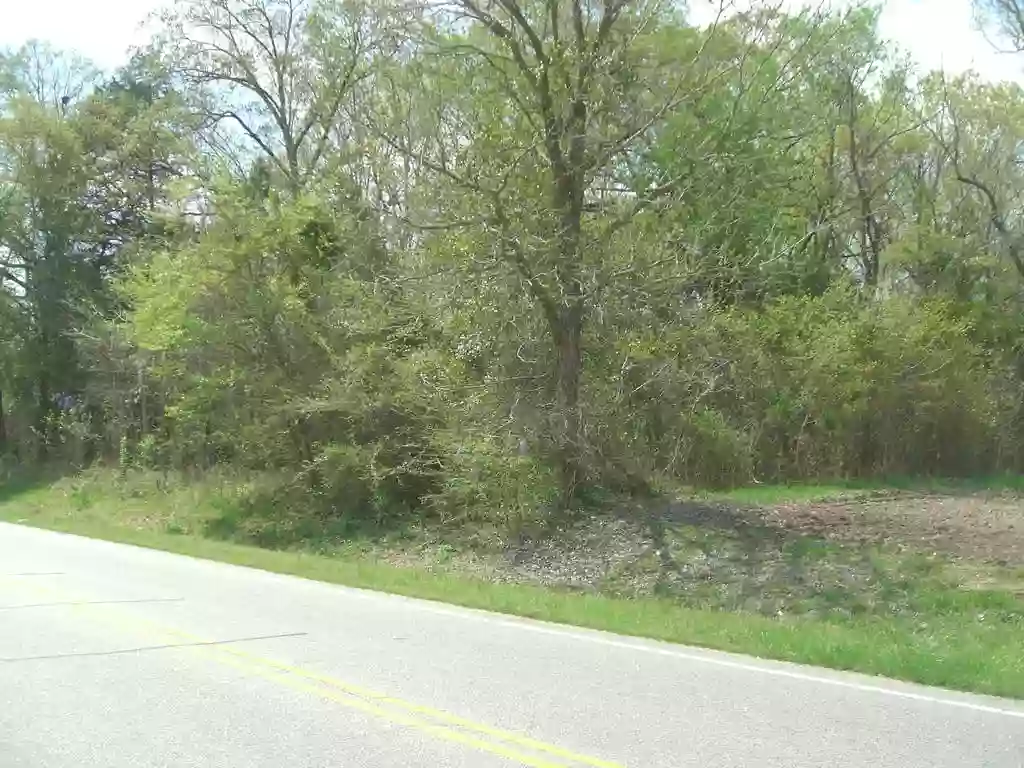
[376,1,854,501]
[0,48,195,459]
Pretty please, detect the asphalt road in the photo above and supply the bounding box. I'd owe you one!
[1,522,1022,768]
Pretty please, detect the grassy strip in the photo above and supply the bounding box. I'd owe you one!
[1,471,1022,700]
[697,474,1024,505]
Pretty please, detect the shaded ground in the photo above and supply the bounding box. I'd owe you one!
[191,480,1024,618]
[434,490,1024,617]
[3,468,1022,621]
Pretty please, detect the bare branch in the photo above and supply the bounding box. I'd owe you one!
[935,77,1024,278]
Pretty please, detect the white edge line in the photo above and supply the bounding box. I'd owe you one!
[344,588,1024,720]
[8,522,1024,720]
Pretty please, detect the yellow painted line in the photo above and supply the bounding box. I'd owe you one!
[177,647,577,768]
[6,579,572,768]
[118,610,624,768]
[209,641,624,768]
[4,577,625,768]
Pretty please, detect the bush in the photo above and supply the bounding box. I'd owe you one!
[296,439,437,522]
[427,430,560,532]
[591,285,1020,486]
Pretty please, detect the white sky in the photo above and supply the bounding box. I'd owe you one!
[0,0,1020,82]
[0,0,164,70]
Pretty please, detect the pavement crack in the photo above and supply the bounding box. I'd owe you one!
[0,598,185,611]
[1,631,308,664]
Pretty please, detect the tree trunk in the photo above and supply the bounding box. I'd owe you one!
[549,156,586,506]
[552,302,584,506]
[36,372,51,462]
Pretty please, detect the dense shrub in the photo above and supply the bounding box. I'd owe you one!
[427,430,561,530]
[592,286,1020,486]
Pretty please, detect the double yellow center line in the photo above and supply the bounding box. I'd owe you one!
[3,576,624,768]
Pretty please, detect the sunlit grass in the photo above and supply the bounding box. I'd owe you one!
[691,474,1024,505]
[2,467,1022,699]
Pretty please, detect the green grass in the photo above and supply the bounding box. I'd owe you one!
[694,473,1024,505]
[697,483,874,505]
[1,467,1022,700]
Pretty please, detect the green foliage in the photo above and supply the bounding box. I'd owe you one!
[599,286,1017,486]
[5,1,1024,537]
[427,430,561,531]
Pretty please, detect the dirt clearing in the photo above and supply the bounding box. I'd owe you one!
[767,491,1024,565]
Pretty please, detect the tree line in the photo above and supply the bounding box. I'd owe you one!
[2,0,1024,524]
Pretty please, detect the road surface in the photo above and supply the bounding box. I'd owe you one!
[1,522,1022,768]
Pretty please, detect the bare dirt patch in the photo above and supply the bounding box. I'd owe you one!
[766,492,1024,565]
